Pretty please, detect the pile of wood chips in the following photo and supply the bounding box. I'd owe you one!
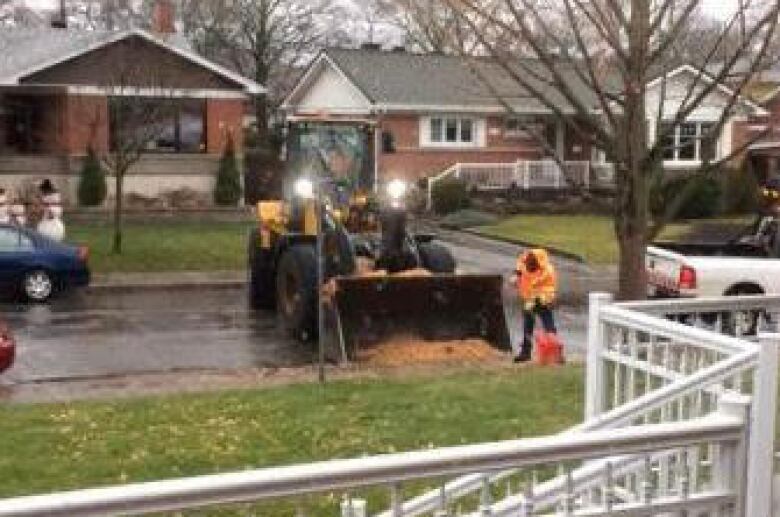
[357,336,505,367]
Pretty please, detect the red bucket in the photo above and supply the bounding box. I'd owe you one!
[535,331,563,366]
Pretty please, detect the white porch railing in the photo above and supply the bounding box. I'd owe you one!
[0,294,776,517]
[426,160,616,210]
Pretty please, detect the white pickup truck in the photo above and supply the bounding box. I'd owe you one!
[646,233,780,299]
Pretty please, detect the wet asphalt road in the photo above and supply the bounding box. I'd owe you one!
[0,235,597,386]
[0,287,314,385]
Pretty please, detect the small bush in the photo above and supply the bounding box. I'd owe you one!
[720,166,759,214]
[214,139,243,206]
[77,147,107,207]
[431,177,470,215]
[651,176,722,220]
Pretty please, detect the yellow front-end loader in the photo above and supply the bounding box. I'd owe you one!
[247,119,509,358]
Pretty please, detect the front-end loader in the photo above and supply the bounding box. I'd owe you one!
[247,120,509,358]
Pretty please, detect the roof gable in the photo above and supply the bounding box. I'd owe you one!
[283,53,372,113]
[0,28,263,95]
[646,64,767,117]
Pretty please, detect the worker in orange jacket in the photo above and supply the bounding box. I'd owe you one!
[514,248,559,363]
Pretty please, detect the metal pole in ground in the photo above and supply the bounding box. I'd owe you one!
[317,181,326,384]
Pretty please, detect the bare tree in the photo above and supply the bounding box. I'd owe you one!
[433,0,780,299]
[82,41,183,254]
[372,0,482,53]
[179,0,342,139]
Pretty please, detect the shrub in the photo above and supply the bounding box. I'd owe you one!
[77,147,107,207]
[651,175,722,220]
[720,165,759,214]
[431,177,470,215]
[214,139,243,206]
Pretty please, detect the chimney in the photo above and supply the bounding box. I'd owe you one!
[152,0,176,35]
[50,0,67,29]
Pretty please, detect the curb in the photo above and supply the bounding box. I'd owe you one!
[435,225,587,264]
[88,280,245,293]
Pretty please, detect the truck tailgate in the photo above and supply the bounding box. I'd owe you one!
[646,245,687,295]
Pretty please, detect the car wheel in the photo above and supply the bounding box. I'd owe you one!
[22,269,54,303]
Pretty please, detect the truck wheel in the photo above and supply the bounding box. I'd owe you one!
[418,242,456,273]
[276,244,318,341]
[247,229,275,310]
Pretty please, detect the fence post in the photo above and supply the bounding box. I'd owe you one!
[585,292,613,420]
[715,394,751,515]
[745,333,780,517]
[454,163,461,180]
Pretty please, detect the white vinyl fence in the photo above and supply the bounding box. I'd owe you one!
[0,294,776,517]
[426,160,615,210]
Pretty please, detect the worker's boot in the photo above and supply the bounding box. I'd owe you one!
[513,341,533,363]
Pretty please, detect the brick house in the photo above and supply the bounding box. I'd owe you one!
[282,47,766,191]
[0,23,264,206]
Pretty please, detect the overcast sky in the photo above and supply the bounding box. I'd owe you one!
[22,0,743,22]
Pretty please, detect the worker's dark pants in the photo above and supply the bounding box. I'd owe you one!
[522,305,557,349]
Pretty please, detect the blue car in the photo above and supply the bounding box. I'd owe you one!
[0,224,90,302]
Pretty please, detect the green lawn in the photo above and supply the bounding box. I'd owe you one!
[68,221,253,274]
[0,367,583,515]
[474,215,751,265]
[476,215,618,264]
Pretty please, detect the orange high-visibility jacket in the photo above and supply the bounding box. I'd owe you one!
[517,248,557,305]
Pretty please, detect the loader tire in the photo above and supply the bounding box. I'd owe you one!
[418,242,456,273]
[248,229,276,310]
[276,244,318,341]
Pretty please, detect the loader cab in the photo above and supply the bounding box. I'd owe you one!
[285,119,376,194]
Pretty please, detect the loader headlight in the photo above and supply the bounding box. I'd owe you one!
[294,178,315,199]
[387,179,408,201]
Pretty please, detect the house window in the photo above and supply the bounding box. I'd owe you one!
[430,118,443,143]
[424,116,480,147]
[660,121,719,162]
[109,98,205,154]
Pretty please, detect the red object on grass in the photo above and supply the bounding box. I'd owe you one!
[535,331,564,366]
[0,320,16,373]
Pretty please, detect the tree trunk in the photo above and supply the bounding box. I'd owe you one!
[613,0,651,301]
[617,226,648,300]
[255,99,269,143]
[112,170,123,254]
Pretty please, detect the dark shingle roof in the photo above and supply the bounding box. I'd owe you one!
[0,27,263,94]
[324,48,600,112]
[0,28,120,84]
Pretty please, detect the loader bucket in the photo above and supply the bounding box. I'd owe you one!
[332,274,510,359]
